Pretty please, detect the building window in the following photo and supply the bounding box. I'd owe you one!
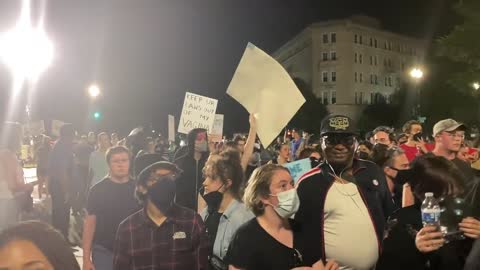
[374,56,378,66]
[331,71,337,82]
[355,72,358,82]
[370,92,375,104]
[374,39,377,48]
[322,71,328,82]
[388,42,392,50]
[360,73,363,82]
[331,91,337,104]
[370,56,373,65]
[359,35,363,44]
[355,92,358,104]
[323,34,328,43]
[385,77,388,86]
[359,54,363,64]
[322,91,329,104]
[323,52,329,61]
[375,75,378,85]
[388,77,392,86]
[331,51,337,61]
[360,92,364,104]
[384,41,388,49]
[370,74,374,84]
[354,34,358,43]
[331,33,336,43]
[354,53,357,63]
[370,38,373,47]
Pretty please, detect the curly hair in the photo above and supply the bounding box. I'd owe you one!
[203,148,245,200]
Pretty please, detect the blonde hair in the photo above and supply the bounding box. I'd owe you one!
[243,164,289,216]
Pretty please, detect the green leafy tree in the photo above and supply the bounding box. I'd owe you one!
[436,0,480,92]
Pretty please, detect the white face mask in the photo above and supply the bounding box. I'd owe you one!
[270,188,300,218]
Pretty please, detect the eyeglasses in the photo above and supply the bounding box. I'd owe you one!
[148,173,176,184]
[443,131,465,139]
[322,135,356,146]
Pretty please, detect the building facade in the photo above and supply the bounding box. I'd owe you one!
[273,15,425,119]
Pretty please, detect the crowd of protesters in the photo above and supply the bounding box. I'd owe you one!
[1,113,480,270]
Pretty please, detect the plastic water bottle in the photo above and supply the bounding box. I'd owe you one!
[421,192,441,228]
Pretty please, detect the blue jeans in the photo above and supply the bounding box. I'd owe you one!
[0,198,18,231]
[92,244,114,270]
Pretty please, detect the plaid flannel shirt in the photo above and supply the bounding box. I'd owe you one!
[113,204,208,270]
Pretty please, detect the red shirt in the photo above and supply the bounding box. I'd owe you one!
[400,143,435,162]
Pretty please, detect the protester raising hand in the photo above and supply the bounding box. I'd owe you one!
[240,114,258,172]
[415,226,445,253]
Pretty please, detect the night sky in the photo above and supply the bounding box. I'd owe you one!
[0,0,455,137]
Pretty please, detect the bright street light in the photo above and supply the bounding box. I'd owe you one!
[409,68,424,80]
[88,84,101,98]
[0,0,54,82]
[473,82,480,91]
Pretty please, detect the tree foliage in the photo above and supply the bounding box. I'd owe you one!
[436,0,480,92]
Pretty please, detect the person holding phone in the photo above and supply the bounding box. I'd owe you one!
[399,120,430,162]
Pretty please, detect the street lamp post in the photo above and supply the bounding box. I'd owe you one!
[473,82,479,91]
[0,0,54,123]
[88,84,101,99]
[409,67,424,118]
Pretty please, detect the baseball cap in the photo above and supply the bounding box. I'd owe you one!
[320,114,358,136]
[433,119,466,137]
[137,161,183,186]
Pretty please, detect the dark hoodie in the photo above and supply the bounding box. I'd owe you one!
[173,128,209,210]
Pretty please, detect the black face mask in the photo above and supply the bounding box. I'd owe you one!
[357,151,370,160]
[390,168,415,185]
[200,185,224,213]
[148,178,176,213]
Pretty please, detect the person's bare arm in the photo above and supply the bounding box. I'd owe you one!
[82,214,97,270]
[241,114,257,171]
[402,184,415,208]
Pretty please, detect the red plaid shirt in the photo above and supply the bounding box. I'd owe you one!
[113,204,208,270]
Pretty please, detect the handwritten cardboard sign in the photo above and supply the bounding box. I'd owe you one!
[51,120,65,137]
[24,120,45,136]
[227,43,305,147]
[209,114,224,143]
[178,92,218,134]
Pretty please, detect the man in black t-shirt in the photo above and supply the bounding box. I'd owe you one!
[430,119,473,185]
[82,146,140,270]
